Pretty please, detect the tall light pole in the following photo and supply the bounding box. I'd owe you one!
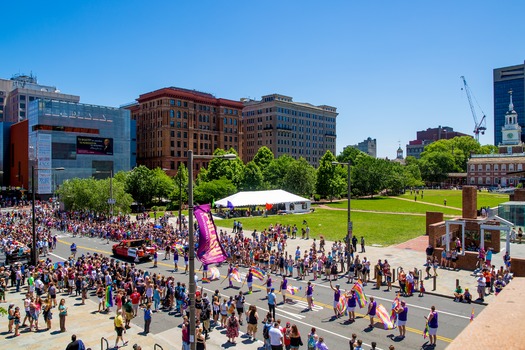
[95,170,114,217]
[31,166,65,266]
[188,151,236,350]
[332,161,352,275]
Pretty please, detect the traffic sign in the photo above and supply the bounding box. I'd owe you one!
[107,198,116,204]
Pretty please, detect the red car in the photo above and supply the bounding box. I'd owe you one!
[112,239,156,261]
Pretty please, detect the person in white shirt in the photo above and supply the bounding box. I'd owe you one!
[268,322,284,350]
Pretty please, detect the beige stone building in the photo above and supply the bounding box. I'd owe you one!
[241,94,337,166]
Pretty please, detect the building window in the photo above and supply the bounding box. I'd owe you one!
[170,99,175,105]
[470,164,475,172]
[502,164,507,171]
[478,177,482,184]
[170,110,174,118]
[494,164,499,171]
[470,177,475,184]
[485,164,490,171]
[519,164,523,171]
[509,164,515,171]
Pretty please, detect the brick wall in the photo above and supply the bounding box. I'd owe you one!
[426,212,444,235]
[462,186,477,219]
[510,257,525,277]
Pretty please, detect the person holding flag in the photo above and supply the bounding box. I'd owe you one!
[346,289,357,323]
[279,276,288,304]
[329,281,342,318]
[424,305,438,346]
[246,268,254,294]
[395,300,408,338]
[227,263,235,288]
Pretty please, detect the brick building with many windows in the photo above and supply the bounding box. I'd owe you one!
[127,87,243,175]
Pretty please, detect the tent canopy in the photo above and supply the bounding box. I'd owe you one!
[215,189,310,208]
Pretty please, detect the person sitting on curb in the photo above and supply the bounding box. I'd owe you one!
[453,285,463,302]
[463,288,472,303]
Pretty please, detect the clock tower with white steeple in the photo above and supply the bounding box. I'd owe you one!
[499,90,523,154]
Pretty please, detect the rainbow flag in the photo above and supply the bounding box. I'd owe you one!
[423,322,429,339]
[470,308,475,322]
[105,285,113,308]
[173,244,185,256]
[336,294,347,315]
[353,280,368,308]
[376,303,395,330]
[230,268,242,283]
[286,285,300,295]
[251,267,265,281]
[390,294,401,323]
[209,266,220,280]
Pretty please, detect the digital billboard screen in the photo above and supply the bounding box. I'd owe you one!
[76,136,113,155]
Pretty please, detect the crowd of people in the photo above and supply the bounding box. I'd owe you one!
[0,199,511,350]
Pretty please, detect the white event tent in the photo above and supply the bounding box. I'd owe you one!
[215,189,311,213]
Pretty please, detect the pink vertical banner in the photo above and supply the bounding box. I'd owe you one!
[194,203,228,264]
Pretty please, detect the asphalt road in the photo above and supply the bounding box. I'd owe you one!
[48,232,485,350]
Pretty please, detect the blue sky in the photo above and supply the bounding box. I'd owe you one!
[1,1,524,158]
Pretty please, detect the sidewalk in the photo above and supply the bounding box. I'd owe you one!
[2,289,261,350]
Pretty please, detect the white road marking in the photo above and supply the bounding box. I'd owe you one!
[302,278,472,319]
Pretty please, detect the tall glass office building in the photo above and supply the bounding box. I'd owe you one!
[494,63,525,146]
[28,99,131,194]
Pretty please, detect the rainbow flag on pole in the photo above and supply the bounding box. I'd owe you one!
[231,268,242,283]
[286,285,300,295]
[376,303,395,330]
[353,280,368,308]
[209,266,220,280]
[251,266,265,281]
[470,308,475,322]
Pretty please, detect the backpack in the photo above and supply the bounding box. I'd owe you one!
[78,340,86,350]
[263,323,271,339]
[308,334,316,348]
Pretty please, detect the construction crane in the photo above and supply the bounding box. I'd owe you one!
[460,76,487,142]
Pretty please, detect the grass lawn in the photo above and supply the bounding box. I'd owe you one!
[323,196,461,215]
[215,208,426,246]
[398,189,508,208]
[215,190,510,246]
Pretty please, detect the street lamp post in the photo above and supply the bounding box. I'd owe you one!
[188,151,236,350]
[31,166,65,266]
[332,161,352,275]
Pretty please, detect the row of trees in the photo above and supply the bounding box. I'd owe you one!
[58,136,495,213]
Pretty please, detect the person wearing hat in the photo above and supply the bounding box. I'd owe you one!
[267,287,277,320]
[329,280,342,318]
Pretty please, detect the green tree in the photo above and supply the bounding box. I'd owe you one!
[194,178,237,204]
[253,146,274,171]
[125,165,156,206]
[241,161,264,190]
[418,151,456,184]
[283,157,316,196]
[351,155,386,197]
[171,163,189,208]
[151,167,175,203]
[265,155,295,189]
[315,150,339,199]
[337,146,364,164]
[206,148,245,186]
